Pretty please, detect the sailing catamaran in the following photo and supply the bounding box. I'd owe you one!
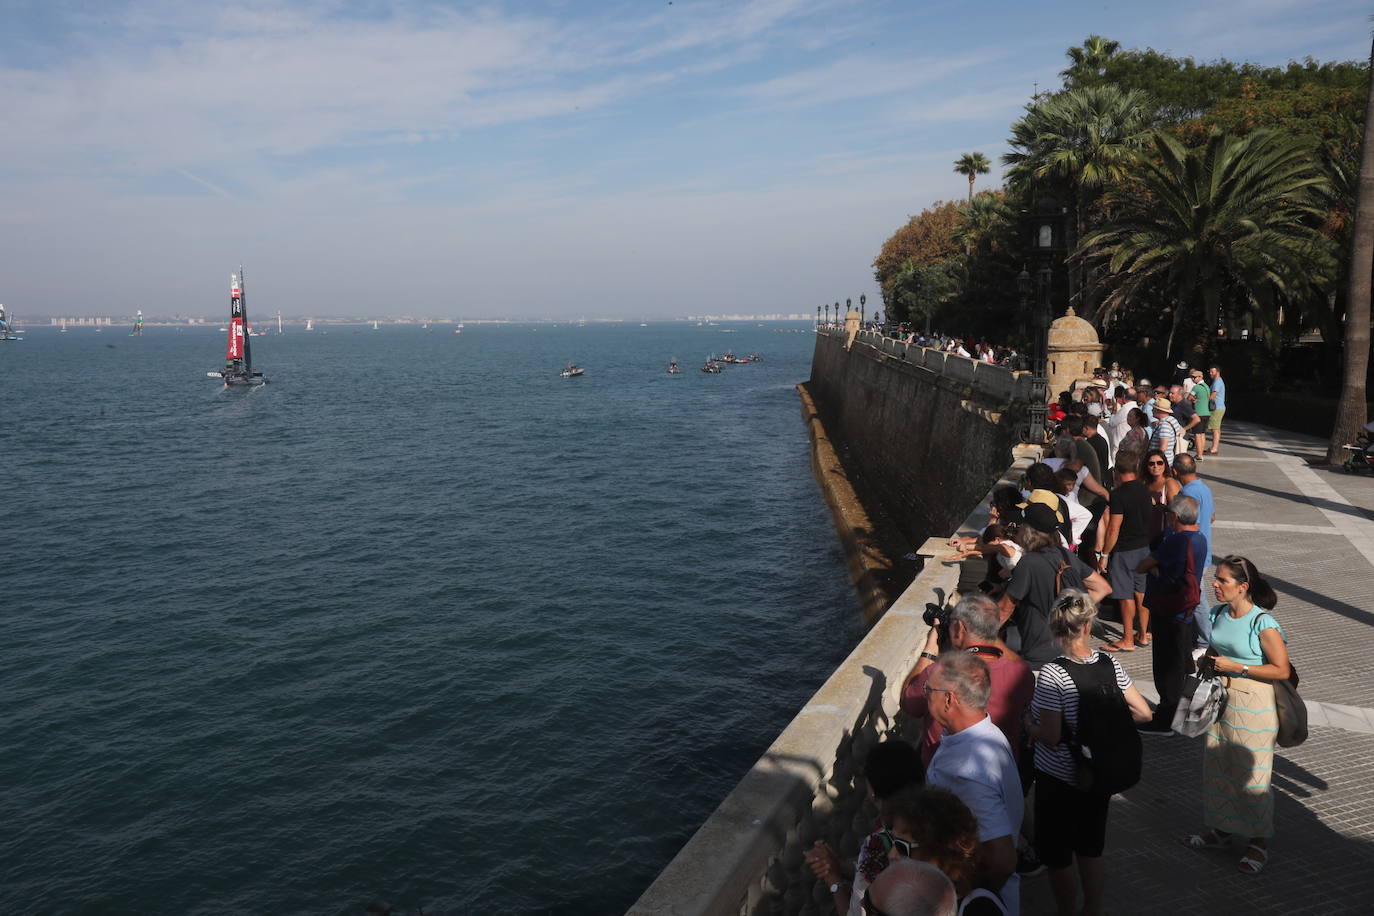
[207,267,266,386]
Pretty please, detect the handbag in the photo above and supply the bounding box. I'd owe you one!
[1253,612,1307,748]
[1273,663,1308,748]
[1171,673,1228,737]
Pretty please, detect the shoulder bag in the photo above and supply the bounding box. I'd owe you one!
[1254,611,1307,748]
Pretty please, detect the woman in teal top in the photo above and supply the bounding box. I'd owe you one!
[1182,556,1290,875]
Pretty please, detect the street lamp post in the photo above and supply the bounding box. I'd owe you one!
[1017,267,1032,370]
[1022,197,1067,445]
[817,305,822,329]
[825,303,831,327]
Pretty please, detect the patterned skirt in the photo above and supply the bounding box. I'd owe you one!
[1203,676,1277,838]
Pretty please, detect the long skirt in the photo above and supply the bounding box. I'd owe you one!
[1203,676,1277,838]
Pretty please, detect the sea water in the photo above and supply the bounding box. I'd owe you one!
[2,322,858,914]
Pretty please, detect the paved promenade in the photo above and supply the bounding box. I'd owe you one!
[1022,420,1374,915]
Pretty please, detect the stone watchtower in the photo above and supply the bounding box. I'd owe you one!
[1047,307,1103,399]
[844,303,862,350]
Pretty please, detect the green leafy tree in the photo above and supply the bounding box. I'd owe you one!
[1084,48,1367,123]
[953,152,991,202]
[873,201,964,297]
[1328,36,1374,464]
[1075,129,1335,358]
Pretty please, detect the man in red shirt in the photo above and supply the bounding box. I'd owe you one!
[901,594,1036,768]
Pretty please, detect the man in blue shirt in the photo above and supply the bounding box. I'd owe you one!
[1173,454,1216,648]
[1137,493,1209,734]
[1207,365,1227,454]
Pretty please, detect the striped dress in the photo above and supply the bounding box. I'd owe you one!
[1204,604,1284,838]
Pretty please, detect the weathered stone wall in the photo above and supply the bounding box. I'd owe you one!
[628,329,1034,915]
[806,328,1028,551]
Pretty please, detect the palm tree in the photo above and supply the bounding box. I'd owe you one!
[1004,84,1155,306]
[954,152,991,202]
[1061,35,1120,87]
[953,191,1016,255]
[1075,129,1334,356]
[1327,35,1374,464]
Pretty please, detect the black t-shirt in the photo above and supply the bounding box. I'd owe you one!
[1087,434,1110,486]
[1006,547,1095,669]
[1109,479,1151,551]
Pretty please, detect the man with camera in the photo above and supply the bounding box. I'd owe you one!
[901,594,1035,769]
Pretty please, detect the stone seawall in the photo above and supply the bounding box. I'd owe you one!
[805,329,1027,604]
[629,329,1033,915]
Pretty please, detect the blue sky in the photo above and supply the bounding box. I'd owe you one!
[1,0,1369,319]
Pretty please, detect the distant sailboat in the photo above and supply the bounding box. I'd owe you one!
[0,304,21,341]
[61,318,69,333]
[372,320,380,330]
[277,311,283,334]
[129,310,143,337]
[207,267,267,386]
[306,319,314,331]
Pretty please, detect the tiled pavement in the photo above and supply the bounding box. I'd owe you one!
[1022,420,1374,915]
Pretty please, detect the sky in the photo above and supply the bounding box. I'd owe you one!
[1,0,1370,320]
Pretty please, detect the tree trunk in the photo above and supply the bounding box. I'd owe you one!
[968,173,975,203]
[1327,37,1374,464]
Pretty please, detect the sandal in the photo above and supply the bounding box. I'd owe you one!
[1181,830,1230,850]
[1138,637,1152,648]
[1101,641,1136,652]
[1238,844,1268,874]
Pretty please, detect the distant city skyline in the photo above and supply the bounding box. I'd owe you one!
[1,0,1368,319]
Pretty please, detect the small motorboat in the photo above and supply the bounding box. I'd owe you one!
[749,352,763,361]
[560,362,585,378]
[667,359,681,375]
[700,359,721,374]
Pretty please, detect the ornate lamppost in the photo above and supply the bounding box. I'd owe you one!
[1022,197,1067,445]
[817,304,822,329]
[834,302,841,327]
[825,303,831,327]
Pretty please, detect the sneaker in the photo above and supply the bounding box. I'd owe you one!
[1138,720,1175,736]
[1016,848,1046,877]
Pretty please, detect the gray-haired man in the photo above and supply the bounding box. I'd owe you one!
[925,651,1024,915]
[1136,494,1208,734]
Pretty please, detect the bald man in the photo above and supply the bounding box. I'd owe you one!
[866,859,957,916]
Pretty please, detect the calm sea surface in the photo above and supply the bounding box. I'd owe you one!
[2,322,859,915]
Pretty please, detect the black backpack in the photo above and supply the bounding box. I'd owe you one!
[1058,655,1142,795]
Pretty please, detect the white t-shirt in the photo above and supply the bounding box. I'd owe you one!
[927,716,1024,916]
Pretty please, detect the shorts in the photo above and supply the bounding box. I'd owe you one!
[1035,772,1111,867]
[1208,409,1225,431]
[1108,546,1149,599]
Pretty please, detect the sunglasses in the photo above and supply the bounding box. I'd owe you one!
[880,829,919,858]
[1147,460,1166,466]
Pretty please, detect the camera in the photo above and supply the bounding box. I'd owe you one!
[923,603,945,628]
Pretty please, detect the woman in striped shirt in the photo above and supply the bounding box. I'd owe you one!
[1028,591,1152,916]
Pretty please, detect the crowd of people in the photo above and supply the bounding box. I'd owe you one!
[803,360,1291,916]
[882,327,1024,367]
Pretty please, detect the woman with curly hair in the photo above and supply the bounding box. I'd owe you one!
[883,785,1008,915]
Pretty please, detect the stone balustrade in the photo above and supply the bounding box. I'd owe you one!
[844,328,1032,404]
[629,451,1036,915]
